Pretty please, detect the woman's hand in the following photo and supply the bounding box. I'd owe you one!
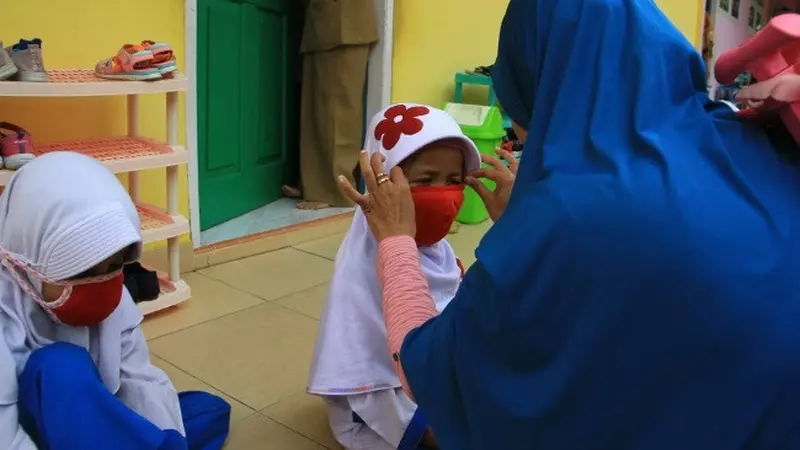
[736,74,800,109]
[465,149,518,222]
[338,151,417,241]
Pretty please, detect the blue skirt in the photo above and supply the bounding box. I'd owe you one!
[17,342,231,450]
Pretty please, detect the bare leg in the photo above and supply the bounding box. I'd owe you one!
[283,185,330,209]
[297,201,331,210]
[282,185,302,198]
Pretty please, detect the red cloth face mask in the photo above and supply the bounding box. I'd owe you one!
[0,249,126,326]
[411,185,465,247]
[48,272,125,326]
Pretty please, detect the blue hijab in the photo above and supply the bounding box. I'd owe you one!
[399,0,800,448]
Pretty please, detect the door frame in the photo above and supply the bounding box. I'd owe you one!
[699,0,714,50]
[184,0,395,248]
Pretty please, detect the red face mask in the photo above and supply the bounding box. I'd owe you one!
[48,272,125,326]
[0,250,126,327]
[411,185,465,247]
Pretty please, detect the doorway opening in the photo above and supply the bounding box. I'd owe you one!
[192,0,380,247]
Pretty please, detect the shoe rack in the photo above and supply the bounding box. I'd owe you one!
[0,69,191,316]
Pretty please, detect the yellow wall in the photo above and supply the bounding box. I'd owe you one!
[391,0,508,106]
[391,0,705,107]
[657,0,706,48]
[0,0,189,248]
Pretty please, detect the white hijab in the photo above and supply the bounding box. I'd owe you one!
[0,152,143,392]
[308,104,481,395]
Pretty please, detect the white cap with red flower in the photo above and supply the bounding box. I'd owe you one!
[365,103,482,174]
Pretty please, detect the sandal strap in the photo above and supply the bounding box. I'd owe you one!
[114,45,154,71]
[0,122,27,135]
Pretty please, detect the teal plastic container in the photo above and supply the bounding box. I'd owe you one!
[443,103,507,224]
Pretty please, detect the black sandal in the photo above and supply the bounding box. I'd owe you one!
[123,262,161,303]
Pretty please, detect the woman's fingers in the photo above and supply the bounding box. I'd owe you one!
[469,168,504,183]
[359,151,378,193]
[465,176,492,202]
[369,152,386,180]
[338,175,369,207]
[746,98,765,109]
[496,149,519,174]
[389,166,409,189]
[481,154,511,173]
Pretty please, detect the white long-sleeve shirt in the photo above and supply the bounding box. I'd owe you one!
[0,289,183,449]
[0,333,36,450]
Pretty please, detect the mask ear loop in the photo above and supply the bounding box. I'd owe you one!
[0,245,124,303]
[0,253,68,324]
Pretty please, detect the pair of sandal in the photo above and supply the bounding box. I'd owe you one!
[95,41,177,81]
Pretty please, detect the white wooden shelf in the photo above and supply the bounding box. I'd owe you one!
[104,145,188,173]
[141,213,189,244]
[138,203,190,244]
[0,69,187,97]
[137,279,191,316]
[0,139,187,186]
[0,67,193,316]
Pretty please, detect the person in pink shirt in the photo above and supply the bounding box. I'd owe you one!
[308,104,482,449]
[338,122,517,407]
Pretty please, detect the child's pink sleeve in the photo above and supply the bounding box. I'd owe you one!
[376,235,438,399]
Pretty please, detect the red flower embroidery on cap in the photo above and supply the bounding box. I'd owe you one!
[374,104,430,151]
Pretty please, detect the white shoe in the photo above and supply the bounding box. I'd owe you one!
[4,153,34,170]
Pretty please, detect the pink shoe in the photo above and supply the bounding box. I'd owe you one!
[0,122,36,170]
[95,44,161,81]
[141,41,177,75]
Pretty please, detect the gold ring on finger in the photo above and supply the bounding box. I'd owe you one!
[376,175,391,186]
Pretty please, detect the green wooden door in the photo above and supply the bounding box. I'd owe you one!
[197,0,299,230]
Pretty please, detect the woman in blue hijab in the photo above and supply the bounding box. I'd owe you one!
[338,0,800,448]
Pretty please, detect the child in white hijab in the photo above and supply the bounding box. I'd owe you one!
[308,104,481,449]
[0,152,230,449]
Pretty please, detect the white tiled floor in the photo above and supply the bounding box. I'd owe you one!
[200,198,354,247]
[141,218,492,449]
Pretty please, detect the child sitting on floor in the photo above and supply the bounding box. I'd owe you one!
[0,152,230,450]
[307,104,480,449]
